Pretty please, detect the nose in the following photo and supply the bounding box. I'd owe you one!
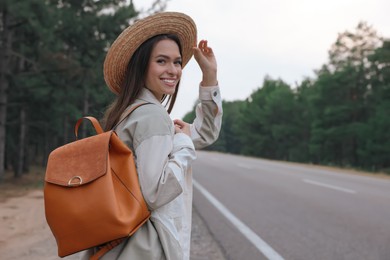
[167,62,180,76]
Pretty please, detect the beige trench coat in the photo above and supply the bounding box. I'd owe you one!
[80,85,222,260]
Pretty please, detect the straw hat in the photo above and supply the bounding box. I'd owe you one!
[104,12,197,94]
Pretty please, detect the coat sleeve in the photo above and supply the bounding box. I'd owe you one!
[134,133,195,211]
[119,105,196,211]
[190,85,223,149]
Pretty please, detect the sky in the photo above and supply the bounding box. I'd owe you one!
[133,0,390,120]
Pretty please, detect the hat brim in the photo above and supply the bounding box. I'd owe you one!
[103,12,197,94]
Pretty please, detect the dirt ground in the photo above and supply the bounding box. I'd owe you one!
[0,170,225,260]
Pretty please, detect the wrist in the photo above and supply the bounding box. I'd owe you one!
[201,72,218,86]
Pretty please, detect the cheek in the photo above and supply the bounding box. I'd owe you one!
[145,72,152,86]
[146,65,158,81]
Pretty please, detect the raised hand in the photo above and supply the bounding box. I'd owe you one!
[193,40,218,86]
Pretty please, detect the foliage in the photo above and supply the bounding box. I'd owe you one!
[0,0,167,179]
[185,22,390,173]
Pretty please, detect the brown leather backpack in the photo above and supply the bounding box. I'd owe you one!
[44,104,150,259]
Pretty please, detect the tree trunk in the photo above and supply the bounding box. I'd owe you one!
[23,124,29,173]
[81,86,89,138]
[63,114,69,144]
[0,7,12,180]
[15,106,26,178]
[42,123,49,167]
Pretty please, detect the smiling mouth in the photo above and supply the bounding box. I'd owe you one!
[162,79,176,85]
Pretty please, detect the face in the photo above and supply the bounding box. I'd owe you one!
[145,39,182,100]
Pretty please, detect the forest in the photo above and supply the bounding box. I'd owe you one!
[0,0,168,179]
[184,22,390,173]
[1,0,389,181]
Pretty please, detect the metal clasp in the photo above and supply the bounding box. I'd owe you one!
[68,176,83,187]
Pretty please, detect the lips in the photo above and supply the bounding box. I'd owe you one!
[161,78,176,86]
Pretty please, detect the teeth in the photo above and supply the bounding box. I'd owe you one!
[162,79,175,83]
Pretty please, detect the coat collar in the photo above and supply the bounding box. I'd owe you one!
[137,88,163,106]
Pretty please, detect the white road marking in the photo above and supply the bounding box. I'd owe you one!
[237,163,253,170]
[193,180,285,260]
[303,179,357,194]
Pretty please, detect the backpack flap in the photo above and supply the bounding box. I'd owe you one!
[45,131,113,187]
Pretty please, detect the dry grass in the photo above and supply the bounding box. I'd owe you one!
[0,166,45,202]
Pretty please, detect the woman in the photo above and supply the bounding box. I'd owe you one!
[82,12,222,260]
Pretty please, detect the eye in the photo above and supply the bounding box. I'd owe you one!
[157,59,166,64]
[174,60,183,67]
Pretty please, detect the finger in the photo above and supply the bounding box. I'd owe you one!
[174,125,182,133]
[199,40,207,52]
[173,119,181,126]
[198,40,205,48]
[203,41,209,53]
[193,46,201,58]
[174,119,185,127]
[193,49,202,64]
[197,40,202,49]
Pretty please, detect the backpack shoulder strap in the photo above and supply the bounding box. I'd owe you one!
[113,102,151,130]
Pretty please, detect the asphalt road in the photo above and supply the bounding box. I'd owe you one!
[192,151,390,260]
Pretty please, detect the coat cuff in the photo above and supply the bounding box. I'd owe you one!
[173,133,195,152]
[199,85,220,101]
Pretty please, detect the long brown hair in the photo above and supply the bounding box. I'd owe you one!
[103,34,183,131]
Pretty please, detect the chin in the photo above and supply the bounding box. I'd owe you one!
[164,88,176,96]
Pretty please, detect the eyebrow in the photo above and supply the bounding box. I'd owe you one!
[154,54,182,60]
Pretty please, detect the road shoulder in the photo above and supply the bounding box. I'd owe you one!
[0,189,226,260]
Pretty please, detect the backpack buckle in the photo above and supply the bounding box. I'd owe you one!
[68,176,83,187]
